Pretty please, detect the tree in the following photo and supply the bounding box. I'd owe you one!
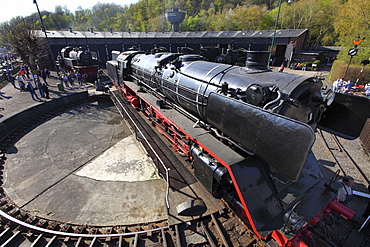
[91,3,126,31]
[181,8,215,31]
[40,6,73,31]
[0,17,48,74]
[277,0,340,46]
[0,0,361,51]
[73,7,92,31]
[334,0,370,64]
[232,5,271,31]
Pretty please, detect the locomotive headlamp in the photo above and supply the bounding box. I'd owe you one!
[311,88,335,106]
[323,89,335,106]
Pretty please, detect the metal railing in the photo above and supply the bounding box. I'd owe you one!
[110,90,171,209]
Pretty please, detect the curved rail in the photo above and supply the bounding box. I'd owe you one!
[0,209,168,238]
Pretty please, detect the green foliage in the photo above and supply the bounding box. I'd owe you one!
[41,6,73,31]
[330,60,370,85]
[0,17,48,74]
[333,0,370,64]
[0,0,369,68]
[278,0,340,46]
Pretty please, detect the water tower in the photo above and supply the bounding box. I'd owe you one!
[165,9,185,32]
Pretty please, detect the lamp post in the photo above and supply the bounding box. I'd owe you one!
[268,0,284,67]
[33,0,59,76]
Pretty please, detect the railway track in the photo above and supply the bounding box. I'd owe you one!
[0,94,265,246]
[318,129,370,185]
[3,89,367,246]
[317,129,370,247]
[0,202,263,247]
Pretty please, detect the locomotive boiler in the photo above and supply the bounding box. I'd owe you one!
[107,50,370,246]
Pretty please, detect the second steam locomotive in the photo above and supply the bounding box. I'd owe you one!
[58,46,100,82]
[107,50,370,246]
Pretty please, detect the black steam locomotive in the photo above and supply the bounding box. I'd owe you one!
[106,50,370,246]
[57,46,100,82]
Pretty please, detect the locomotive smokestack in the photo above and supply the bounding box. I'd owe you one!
[245,51,270,71]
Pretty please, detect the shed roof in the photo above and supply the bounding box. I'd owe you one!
[36,29,309,39]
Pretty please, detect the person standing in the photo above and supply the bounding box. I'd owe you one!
[62,74,69,88]
[24,65,30,79]
[7,73,16,88]
[20,69,27,80]
[337,78,345,92]
[41,68,49,85]
[16,74,25,91]
[337,175,355,205]
[41,82,50,99]
[333,79,339,92]
[26,81,40,100]
[69,72,76,86]
[278,64,285,73]
[343,80,355,94]
[36,79,45,98]
[365,83,370,98]
[76,72,82,85]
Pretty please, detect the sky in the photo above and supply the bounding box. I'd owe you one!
[0,0,139,23]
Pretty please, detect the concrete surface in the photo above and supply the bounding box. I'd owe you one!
[1,73,168,226]
[76,135,161,182]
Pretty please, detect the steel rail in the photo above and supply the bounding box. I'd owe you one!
[0,209,168,239]
[318,130,347,176]
[319,129,369,185]
[200,221,216,247]
[332,134,370,185]
[211,213,230,247]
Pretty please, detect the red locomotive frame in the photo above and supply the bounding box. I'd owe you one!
[112,79,356,247]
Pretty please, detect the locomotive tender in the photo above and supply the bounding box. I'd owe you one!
[107,50,370,246]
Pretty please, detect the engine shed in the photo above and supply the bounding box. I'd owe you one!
[37,28,310,69]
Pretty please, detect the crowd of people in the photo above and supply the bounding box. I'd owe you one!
[333,78,370,98]
[2,64,90,101]
[332,78,357,94]
[7,65,52,100]
[60,70,85,89]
